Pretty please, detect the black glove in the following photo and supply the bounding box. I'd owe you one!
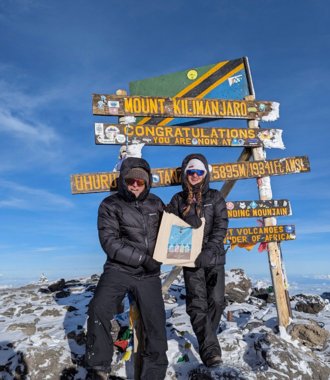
[195,250,214,268]
[163,204,173,213]
[185,214,202,229]
[143,256,162,272]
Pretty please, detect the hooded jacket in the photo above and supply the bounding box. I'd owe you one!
[168,153,228,265]
[97,157,164,276]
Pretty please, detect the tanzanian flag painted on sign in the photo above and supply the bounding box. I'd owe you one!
[129,57,253,126]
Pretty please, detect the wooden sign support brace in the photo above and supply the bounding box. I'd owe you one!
[246,95,291,328]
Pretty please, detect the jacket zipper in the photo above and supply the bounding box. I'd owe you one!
[135,200,149,252]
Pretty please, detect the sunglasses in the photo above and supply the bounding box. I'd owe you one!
[125,178,145,186]
[186,169,205,177]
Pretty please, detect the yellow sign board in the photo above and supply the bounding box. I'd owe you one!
[93,94,279,121]
[71,156,310,194]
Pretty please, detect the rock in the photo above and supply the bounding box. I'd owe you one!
[65,305,78,312]
[248,296,267,308]
[292,294,326,314]
[320,292,330,301]
[289,321,330,350]
[65,279,81,286]
[252,332,330,379]
[55,290,71,299]
[41,308,62,317]
[1,307,16,318]
[250,286,276,304]
[188,367,249,379]
[6,322,36,336]
[48,279,66,293]
[38,287,50,294]
[25,347,71,380]
[225,269,252,303]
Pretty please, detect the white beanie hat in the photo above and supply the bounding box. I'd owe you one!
[184,158,207,174]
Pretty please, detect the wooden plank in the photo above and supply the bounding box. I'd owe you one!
[92,94,279,121]
[94,123,284,149]
[224,225,295,245]
[226,199,291,218]
[247,105,291,328]
[70,156,310,194]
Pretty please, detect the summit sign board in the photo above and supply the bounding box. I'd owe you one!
[71,156,310,194]
[92,94,279,122]
[94,123,284,149]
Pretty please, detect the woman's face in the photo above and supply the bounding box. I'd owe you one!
[186,169,205,186]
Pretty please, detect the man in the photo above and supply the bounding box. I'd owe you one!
[86,157,168,380]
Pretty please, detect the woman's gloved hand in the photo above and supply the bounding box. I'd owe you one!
[185,214,202,229]
[195,250,214,267]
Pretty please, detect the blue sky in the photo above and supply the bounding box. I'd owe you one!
[0,0,329,286]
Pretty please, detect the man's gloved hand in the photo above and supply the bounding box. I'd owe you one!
[195,249,214,268]
[185,214,202,229]
[143,256,162,272]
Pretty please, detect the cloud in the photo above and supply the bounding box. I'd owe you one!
[33,247,59,253]
[0,109,58,144]
[0,180,74,210]
[0,73,68,173]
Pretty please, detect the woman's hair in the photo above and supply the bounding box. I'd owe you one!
[182,177,204,217]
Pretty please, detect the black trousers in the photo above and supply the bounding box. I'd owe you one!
[183,265,225,363]
[86,268,168,379]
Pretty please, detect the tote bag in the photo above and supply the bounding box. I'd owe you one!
[153,212,205,267]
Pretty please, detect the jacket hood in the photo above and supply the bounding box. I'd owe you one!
[181,153,210,194]
[118,157,152,201]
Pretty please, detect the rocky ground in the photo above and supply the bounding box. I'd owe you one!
[0,269,330,379]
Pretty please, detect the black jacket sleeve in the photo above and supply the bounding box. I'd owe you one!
[97,201,147,267]
[203,192,228,256]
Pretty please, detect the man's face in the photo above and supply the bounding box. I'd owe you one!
[125,178,146,198]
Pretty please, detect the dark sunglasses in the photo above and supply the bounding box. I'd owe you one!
[125,178,145,186]
[186,169,205,177]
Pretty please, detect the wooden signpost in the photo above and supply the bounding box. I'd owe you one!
[72,57,311,337]
[94,123,284,149]
[93,94,279,121]
[70,156,310,194]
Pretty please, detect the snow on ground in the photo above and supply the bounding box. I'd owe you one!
[0,271,329,379]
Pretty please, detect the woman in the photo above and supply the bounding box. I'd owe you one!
[167,153,228,368]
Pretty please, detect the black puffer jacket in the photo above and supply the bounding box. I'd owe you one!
[168,153,228,266]
[98,157,164,276]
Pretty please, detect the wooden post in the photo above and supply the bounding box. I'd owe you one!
[246,96,291,328]
[116,89,143,379]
